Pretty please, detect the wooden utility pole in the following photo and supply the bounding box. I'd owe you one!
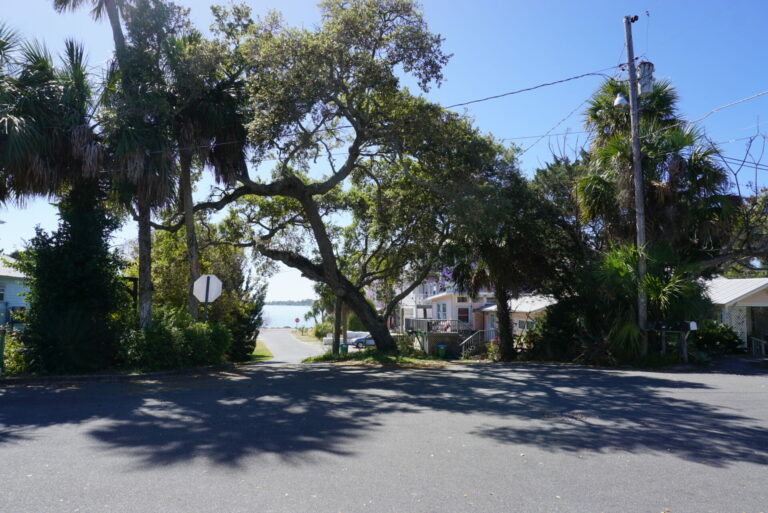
[624,15,648,355]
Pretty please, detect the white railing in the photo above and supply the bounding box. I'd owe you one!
[460,329,496,358]
[752,337,767,357]
[404,318,473,335]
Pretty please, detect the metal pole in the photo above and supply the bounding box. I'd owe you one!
[203,275,211,322]
[624,15,648,355]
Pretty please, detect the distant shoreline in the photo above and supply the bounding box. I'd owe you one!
[264,299,314,306]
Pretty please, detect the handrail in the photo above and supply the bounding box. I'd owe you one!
[752,337,768,357]
[459,329,496,358]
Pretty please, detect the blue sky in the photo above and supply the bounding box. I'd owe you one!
[2,0,768,300]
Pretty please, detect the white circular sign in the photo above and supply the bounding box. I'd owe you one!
[193,274,222,303]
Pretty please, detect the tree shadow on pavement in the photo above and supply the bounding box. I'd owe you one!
[1,363,766,469]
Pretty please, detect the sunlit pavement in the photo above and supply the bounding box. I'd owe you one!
[1,363,767,512]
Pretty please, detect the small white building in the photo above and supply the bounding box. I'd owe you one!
[705,277,768,342]
[0,256,29,326]
[481,295,557,337]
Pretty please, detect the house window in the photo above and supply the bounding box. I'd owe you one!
[527,320,536,330]
[458,307,470,323]
[0,284,4,301]
[436,303,447,320]
[518,320,526,330]
[457,296,469,303]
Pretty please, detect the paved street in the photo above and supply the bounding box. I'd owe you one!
[260,328,326,363]
[1,363,767,513]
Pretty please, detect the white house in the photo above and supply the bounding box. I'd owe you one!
[424,288,495,330]
[705,277,768,342]
[0,256,29,326]
[481,295,557,337]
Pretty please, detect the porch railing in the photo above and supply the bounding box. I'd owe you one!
[404,318,474,335]
[460,329,496,358]
[752,337,768,357]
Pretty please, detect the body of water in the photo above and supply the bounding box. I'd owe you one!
[262,304,317,328]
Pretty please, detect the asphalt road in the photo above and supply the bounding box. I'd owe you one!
[1,363,767,513]
[260,328,326,363]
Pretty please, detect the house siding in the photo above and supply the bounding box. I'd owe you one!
[0,277,29,324]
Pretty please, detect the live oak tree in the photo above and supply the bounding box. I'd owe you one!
[188,0,453,351]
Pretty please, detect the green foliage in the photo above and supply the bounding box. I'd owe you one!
[314,321,333,339]
[2,329,28,376]
[690,321,742,356]
[486,338,502,362]
[15,183,129,374]
[149,217,267,362]
[119,308,232,371]
[347,312,366,332]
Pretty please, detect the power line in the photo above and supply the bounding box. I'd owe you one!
[443,63,626,109]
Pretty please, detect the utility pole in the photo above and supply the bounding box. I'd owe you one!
[624,14,648,355]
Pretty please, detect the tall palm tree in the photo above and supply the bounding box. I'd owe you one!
[164,33,248,317]
[576,78,736,260]
[53,0,184,328]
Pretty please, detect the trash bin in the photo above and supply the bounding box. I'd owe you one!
[340,342,349,355]
[437,344,447,359]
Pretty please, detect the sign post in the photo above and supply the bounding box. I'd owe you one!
[193,274,223,322]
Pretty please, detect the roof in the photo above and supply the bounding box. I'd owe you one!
[0,256,26,279]
[704,277,768,306]
[424,291,452,302]
[481,295,557,314]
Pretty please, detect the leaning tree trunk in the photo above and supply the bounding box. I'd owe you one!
[494,282,514,361]
[342,286,397,352]
[136,189,153,329]
[179,151,201,319]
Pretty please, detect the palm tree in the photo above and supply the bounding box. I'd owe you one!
[577,78,736,260]
[53,0,187,328]
[1,26,101,203]
[164,33,249,318]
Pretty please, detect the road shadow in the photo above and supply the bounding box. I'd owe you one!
[1,363,766,469]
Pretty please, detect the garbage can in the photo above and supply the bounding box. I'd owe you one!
[340,342,349,355]
[437,344,447,359]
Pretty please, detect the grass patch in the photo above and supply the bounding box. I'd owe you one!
[302,347,449,368]
[291,329,323,345]
[248,339,273,363]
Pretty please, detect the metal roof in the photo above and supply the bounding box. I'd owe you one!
[481,295,557,314]
[704,277,768,306]
[0,256,26,279]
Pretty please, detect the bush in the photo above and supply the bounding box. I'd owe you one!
[2,330,29,376]
[118,309,232,371]
[227,295,263,362]
[347,313,365,332]
[396,333,421,357]
[314,321,333,339]
[487,338,502,362]
[689,320,742,356]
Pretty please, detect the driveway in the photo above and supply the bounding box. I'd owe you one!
[260,327,325,363]
[1,364,767,512]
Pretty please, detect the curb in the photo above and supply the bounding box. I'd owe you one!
[0,362,255,387]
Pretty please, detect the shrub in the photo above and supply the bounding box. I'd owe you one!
[396,333,421,357]
[347,313,365,332]
[118,309,233,371]
[314,321,333,339]
[689,320,742,356]
[487,338,502,362]
[2,330,29,376]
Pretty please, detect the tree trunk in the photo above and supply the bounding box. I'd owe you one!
[343,286,397,352]
[137,190,153,329]
[332,296,342,355]
[104,0,126,54]
[179,152,201,319]
[342,305,348,343]
[494,282,514,361]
